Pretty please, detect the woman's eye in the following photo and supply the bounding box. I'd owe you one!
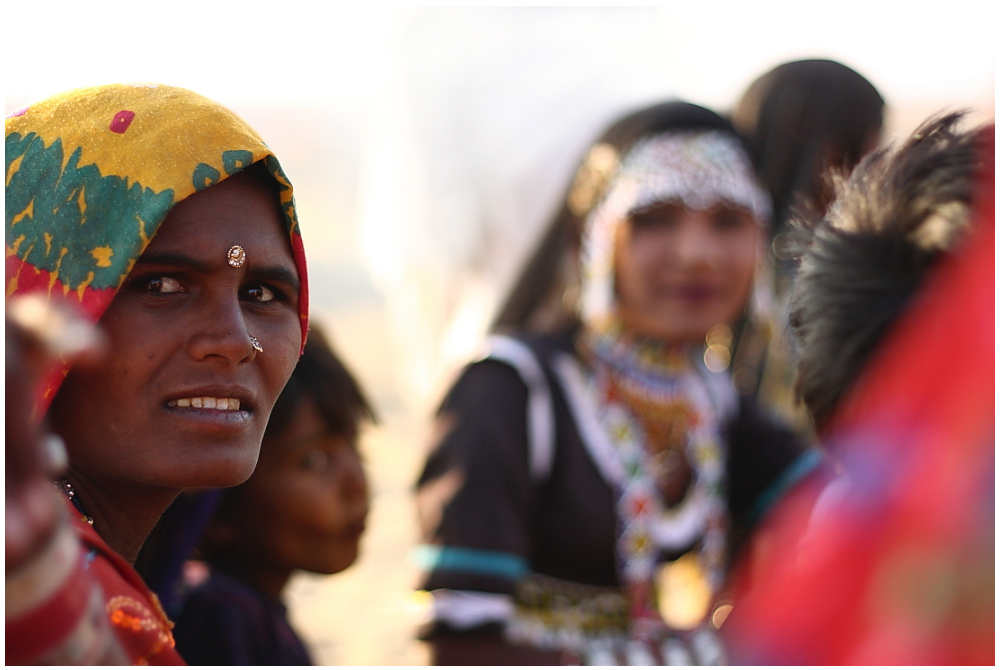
[630,204,683,230]
[244,284,276,303]
[300,449,330,472]
[143,276,183,294]
[713,208,751,230]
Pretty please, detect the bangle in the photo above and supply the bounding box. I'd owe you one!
[5,522,118,664]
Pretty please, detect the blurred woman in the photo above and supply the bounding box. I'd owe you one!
[415,101,813,665]
[5,84,309,664]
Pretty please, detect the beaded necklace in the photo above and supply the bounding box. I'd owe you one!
[580,322,731,639]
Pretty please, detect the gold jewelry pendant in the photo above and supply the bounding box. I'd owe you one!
[656,551,712,630]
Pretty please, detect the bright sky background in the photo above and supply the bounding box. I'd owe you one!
[5,2,994,111]
[5,1,996,406]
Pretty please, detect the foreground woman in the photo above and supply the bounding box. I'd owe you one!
[415,101,811,664]
[5,84,309,664]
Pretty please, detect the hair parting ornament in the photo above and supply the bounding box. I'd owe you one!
[579,130,771,327]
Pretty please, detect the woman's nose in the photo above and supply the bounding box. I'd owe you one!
[673,215,718,267]
[186,295,256,364]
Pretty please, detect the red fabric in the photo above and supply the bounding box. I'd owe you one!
[5,542,93,664]
[724,128,995,665]
[69,501,186,665]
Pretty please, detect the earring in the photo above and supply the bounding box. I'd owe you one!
[249,335,263,353]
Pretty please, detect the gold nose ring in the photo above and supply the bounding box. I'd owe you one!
[249,335,263,353]
[227,245,246,268]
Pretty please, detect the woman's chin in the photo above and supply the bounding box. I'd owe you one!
[156,455,260,490]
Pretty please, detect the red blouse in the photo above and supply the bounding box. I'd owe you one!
[68,502,186,665]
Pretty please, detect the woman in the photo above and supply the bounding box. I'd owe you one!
[5,83,309,664]
[415,101,813,664]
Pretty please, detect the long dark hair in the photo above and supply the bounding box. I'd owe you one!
[732,59,884,242]
[492,101,747,333]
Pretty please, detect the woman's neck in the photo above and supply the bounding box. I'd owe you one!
[581,319,700,377]
[63,468,180,564]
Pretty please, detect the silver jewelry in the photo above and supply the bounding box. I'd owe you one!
[55,479,94,525]
[227,245,246,268]
[249,335,263,352]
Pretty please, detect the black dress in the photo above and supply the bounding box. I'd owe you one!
[173,569,313,666]
[415,327,812,652]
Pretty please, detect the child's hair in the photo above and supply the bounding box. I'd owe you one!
[264,326,376,443]
[197,326,375,562]
[788,112,983,430]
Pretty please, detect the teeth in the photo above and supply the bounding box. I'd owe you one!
[168,397,241,410]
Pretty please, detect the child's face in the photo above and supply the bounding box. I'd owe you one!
[225,395,369,576]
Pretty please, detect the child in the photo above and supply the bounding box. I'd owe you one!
[725,114,993,664]
[173,327,375,665]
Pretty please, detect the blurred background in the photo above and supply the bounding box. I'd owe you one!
[6,3,993,664]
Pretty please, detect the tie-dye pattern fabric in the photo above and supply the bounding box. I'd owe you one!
[6,83,309,412]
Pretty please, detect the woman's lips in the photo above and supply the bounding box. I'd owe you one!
[163,388,254,429]
[163,385,254,412]
[662,284,720,303]
[346,511,368,537]
[167,396,241,410]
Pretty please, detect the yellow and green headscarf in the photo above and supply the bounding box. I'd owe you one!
[6,83,309,411]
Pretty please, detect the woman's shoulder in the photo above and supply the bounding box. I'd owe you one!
[725,395,821,524]
[69,509,184,665]
[442,328,576,406]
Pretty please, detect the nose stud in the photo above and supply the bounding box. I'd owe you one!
[227,245,246,268]
[249,335,263,353]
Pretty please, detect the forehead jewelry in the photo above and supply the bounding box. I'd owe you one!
[249,335,263,353]
[227,245,246,268]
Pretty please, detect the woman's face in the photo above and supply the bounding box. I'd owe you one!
[614,201,759,343]
[48,169,301,490]
[224,396,369,576]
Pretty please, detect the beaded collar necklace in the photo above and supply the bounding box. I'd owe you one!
[579,320,732,638]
